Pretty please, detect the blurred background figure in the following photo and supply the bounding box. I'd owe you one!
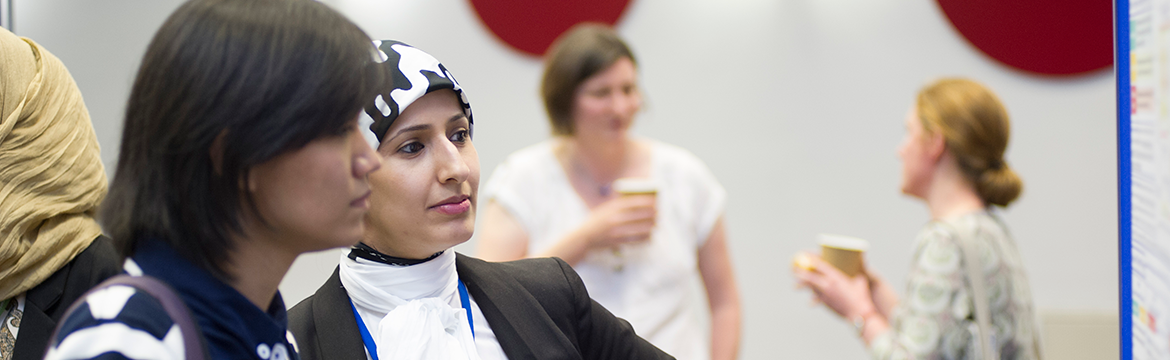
[476,23,741,360]
[794,78,1041,359]
[42,0,382,358]
[0,26,120,360]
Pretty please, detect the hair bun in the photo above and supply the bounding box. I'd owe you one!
[976,164,1022,207]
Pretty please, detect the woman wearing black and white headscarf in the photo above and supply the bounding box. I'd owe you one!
[288,40,671,360]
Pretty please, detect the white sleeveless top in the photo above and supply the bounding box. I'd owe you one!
[482,139,725,360]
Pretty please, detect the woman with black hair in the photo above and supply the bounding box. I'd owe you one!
[45,0,381,359]
[289,40,671,360]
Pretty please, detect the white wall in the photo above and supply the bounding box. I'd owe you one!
[15,0,1118,359]
[12,0,179,175]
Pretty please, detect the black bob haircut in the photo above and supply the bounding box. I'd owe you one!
[101,0,380,281]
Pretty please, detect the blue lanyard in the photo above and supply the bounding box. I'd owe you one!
[351,280,475,360]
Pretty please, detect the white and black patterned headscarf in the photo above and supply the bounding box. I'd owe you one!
[359,40,473,150]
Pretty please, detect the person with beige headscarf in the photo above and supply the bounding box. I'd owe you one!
[0,27,120,360]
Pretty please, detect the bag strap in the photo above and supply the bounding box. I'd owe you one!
[55,274,208,359]
[944,222,998,360]
[985,213,1045,360]
[107,275,208,360]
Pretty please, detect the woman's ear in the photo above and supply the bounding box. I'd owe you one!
[925,131,947,163]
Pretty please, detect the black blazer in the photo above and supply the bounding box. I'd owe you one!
[12,236,121,360]
[289,253,673,360]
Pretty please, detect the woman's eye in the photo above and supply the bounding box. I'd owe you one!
[398,142,424,154]
[450,129,469,143]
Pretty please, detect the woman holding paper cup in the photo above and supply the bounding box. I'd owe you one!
[793,78,1040,360]
[477,24,741,360]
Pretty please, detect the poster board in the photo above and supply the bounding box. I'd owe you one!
[1120,0,1170,358]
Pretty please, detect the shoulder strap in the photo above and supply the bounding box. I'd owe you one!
[942,222,998,360]
[108,275,207,360]
[62,274,209,360]
[983,212,1045,360]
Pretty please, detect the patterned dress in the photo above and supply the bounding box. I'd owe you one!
[869,211,1041,360]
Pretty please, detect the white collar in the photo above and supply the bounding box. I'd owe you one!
[338,249,481,360]
[338,249,459,314]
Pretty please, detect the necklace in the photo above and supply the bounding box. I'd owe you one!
[571,155,621,197]
[348,242,443,266]
[563,139,637,197]
[598,183,612,196]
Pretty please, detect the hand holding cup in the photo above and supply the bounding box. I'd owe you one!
[792,235,877,321]
[580,182,657,250]
[816,233,869,277]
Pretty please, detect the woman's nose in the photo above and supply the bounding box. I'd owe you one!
[352,131,381,178]
[435,140,470,184]
[613,91,640,116]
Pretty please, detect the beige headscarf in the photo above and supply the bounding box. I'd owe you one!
[0,28,106,300]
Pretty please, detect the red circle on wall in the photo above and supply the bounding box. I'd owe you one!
[468,0,633,57]
[935,0,1112,76]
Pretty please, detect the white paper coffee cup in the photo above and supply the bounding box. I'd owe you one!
[817,233,869,277]
[613,178,658,196]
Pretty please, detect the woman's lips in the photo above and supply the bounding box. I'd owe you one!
[431,196,471,215]
[351,190,371,208]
